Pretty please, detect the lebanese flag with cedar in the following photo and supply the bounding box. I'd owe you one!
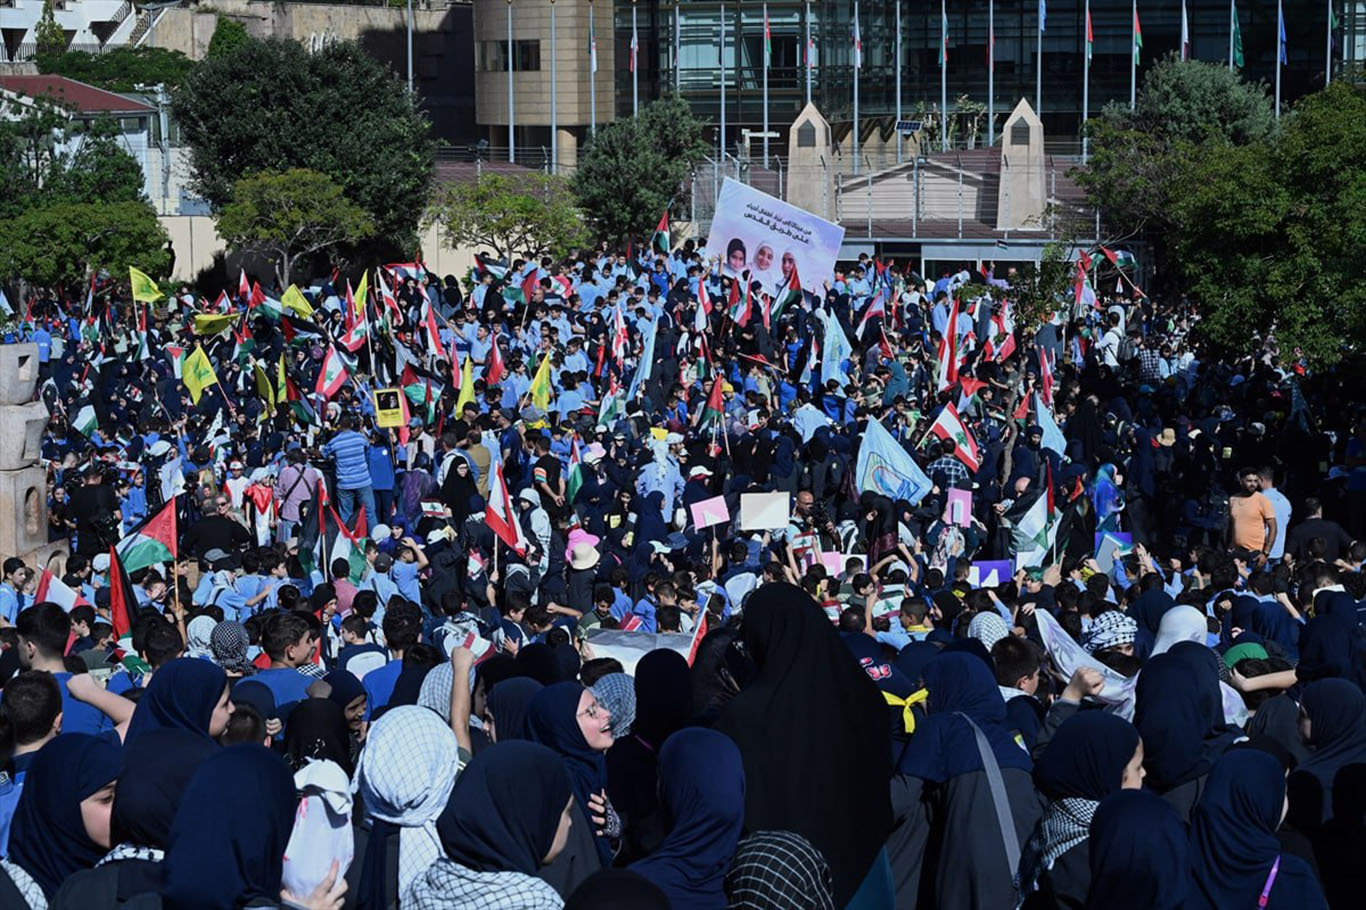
[315,344,348,398]
[926,401,982,472]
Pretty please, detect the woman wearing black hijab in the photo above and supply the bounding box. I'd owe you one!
[1019,712,1144,910]
[1287,679,1366,908]
[1189,750,1328,910]
[714,584,892,907]
[406,741,573,909]
[484,676,543,743]
[1084,789,1190,910]
[608,648,695,864]
[52,729,218,909]
[440,457,478,525]
[894,651,1040,910]
[1133,650,1237,822]
[283,698,355,775]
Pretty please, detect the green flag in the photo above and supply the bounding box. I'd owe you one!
[1232,8,1245,68]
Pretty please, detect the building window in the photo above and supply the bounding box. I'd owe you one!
[480,40,540,72]
[797,121,816,147]
[1010,120,1030,146]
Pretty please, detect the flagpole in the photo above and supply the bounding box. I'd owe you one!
[987,0,994,146]
[1036,0,1043,117]
[1326,0,1333,85]
[1130,0,1137,109]
[1276,0,1283,120]
[506,0,514,163]
[762,1,769,168]
[940,0,947,152]
[804,0,811,106]
[674,0,681,92]
[719,0,726,163]
[852,0,860,176]
[631,0,639,116]
[894,0,902,164]
[550,0,557,173]
[1082,0,1090,163]
[1181,0,1188,61]
[589,0,597,135]
[1229,0,1234,70]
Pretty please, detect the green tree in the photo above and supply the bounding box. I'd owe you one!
[0,201,169,289]
[1079,57,1276,286]
[33,0,66,61]
[0,103,146,219]
[572,94,708,242]
[428,172,589,263]
[206,16,250,61]
[1169,82,1366,365]
[173,37,434,253]
[215,169,374,286]
[36,47,194,93]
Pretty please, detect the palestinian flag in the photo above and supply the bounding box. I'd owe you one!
[1003,483,1056,569]
[107,546,139,640]
[651,211,670,255]
[597,381,623,429]
[772,264,801,321]
[566,437,584,504]
[35,567,90,611]
[485,463,528,555]
[925,402,982,472]
[298,484,369,581]
[72,404,98,438]
[232,320,255,364]
[385,261,425,283]
[166,345,186,379]
[474,254,508,281]
[316,345,348,399]
[282,370,316,425]
[727,277,751,327]
[115,500,178,575]
[699,375,725,428]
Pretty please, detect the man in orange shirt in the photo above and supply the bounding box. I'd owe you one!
[1229,466,1277,563]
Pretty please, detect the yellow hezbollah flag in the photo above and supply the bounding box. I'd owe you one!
[193,313,236,335]
[529,351,552,411]
[252,359,276,408]
[281,284,314,318]
[182,345,218,404]
[129,267,163,303]
[455,352,476,412]
[353,272,368,321]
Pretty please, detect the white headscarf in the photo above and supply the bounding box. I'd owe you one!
[1151,605,1208,656]
[354,706,462,897]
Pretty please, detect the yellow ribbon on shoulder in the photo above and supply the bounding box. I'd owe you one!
[883,688,929,734]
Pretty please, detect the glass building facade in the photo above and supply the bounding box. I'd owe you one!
[615,1,1341,156]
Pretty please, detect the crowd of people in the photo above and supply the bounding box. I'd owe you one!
[0,235,1363,910]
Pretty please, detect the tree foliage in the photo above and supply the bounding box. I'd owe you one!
[173,37,434,254]
[36,47,194,93]
[1169,82,1366,365]
[572,94,708,242]
[216,169,374,286]
[33,0,66,60]
[0,101,147,220]
[0,101,165,288]
[428,172,589,263]
[0,201,169,289]
[206,16,250,61]
[1079,56,1276,282]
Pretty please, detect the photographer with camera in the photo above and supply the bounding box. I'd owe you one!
[66,466,122,557]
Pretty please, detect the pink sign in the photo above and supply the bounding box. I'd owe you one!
[690,495,731,529]
[946,488,973,527]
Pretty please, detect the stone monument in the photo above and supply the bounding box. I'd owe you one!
[0,344,61,575]
[786,103,835,221]
[995,98,1047,231]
